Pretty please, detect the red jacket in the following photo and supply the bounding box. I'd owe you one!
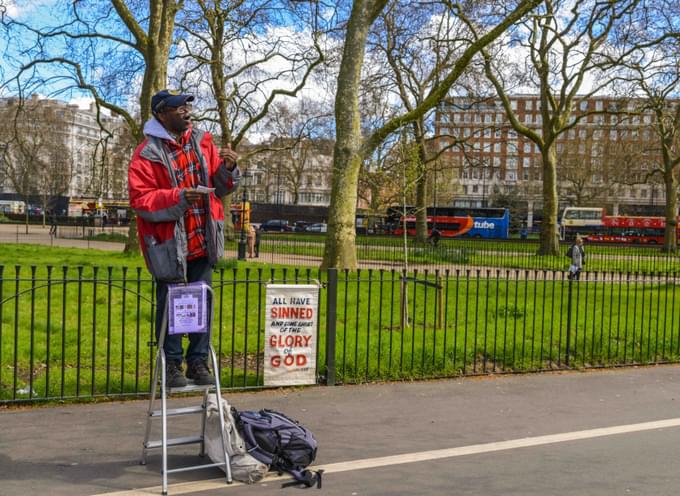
[128,119,240,281]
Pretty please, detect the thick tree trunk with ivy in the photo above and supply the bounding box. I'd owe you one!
[663,173,678,253]
[539,146,560,255]
[322,0,383,269]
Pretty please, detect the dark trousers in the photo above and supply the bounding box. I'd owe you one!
[155,257,212,365]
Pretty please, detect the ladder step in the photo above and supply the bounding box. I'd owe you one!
[149,405,204,417]
[166,462,226,474]
[144,435,203,450]
[165,383,216,393]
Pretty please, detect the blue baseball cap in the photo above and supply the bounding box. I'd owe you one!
[151,89,194,114]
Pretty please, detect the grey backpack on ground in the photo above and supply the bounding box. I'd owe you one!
[234,408,322,488]
[204,394,269,483]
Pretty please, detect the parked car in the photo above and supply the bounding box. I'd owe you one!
[305,223,327,233]
[293,221,311,232]
[259,219,292,232]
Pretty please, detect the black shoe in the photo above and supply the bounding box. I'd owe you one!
[186,360,215,385]
[166,360,187,388]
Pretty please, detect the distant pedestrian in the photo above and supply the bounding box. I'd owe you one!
[49,210,58,237]
[247,224,256,258]
[520,223,528,240]
[254,227,261,257]
[567,235,585,281]
[428,226,442,246]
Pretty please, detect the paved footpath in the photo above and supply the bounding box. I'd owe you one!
[2,366,680,495]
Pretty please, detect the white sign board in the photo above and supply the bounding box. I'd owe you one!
[264,284,319,386]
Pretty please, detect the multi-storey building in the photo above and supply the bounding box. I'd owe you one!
[240,138,333,207]
[436,95,665,226]
[0,94,128,202]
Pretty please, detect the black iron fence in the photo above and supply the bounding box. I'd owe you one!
[2,265,680,404]
[254,234,680,274]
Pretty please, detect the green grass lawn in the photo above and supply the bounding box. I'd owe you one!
[1,244,679,402]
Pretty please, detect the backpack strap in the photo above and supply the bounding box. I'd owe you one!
[281,469,324,489]
[233,410,275,465]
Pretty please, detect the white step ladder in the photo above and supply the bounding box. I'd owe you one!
[140,284,232,496]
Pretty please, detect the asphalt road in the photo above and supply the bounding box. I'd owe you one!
[2,365,680,495]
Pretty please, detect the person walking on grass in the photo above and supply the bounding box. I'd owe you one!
[128,89,240,387]
[567,234,586,281]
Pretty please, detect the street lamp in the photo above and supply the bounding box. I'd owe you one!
[237,171,252,261]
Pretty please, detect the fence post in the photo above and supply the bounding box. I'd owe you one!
[565,276,573,366]
[325,268,337,386]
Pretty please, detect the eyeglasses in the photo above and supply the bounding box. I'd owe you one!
[154,101,192,115]
[170,104,192,115]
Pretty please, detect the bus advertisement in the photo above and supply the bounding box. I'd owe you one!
[560,206,678,244]
[392,207,510,239]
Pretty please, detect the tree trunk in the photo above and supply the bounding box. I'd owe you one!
[538,145,560,255]
[414,128,429,243]
[663,172,678,253]
[322,0,381,270]
[124,215,139,254]
[222,192,235,241]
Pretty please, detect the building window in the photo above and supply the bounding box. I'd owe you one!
[524,142,532,153]
[506,171,517,181]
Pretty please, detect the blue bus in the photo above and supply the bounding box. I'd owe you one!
[392,206,510,239]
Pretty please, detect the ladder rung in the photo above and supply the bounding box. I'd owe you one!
[166,462,226,474]
[165,383,215,392]
[149,405,204,417]
[144,435,203,450]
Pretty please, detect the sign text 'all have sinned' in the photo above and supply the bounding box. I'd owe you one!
[264,284,319,386]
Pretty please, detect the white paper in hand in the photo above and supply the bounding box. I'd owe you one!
[196,185,215,194]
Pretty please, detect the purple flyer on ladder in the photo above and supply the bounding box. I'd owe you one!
[167,281,209,335]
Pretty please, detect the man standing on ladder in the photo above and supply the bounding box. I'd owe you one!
[128,89,240,387]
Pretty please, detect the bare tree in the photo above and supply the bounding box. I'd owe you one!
[1,0,187,251]
[323,0,542,269]
[480,0,643,255]
[173,0,326,238]
[371,3,481,242]
[615,48,680,250]
[558,122,645,206]
[0,98,72,232]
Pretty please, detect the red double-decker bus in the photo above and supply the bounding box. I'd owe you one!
[561,207,679,244]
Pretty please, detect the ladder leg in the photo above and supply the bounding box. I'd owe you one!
[210,344,232,484]
[199,389,208,457]
[161,353,168,496]
[141,348,163,465]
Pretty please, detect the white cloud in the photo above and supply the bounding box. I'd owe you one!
[68,96,95,110]
[5,0,57,19]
